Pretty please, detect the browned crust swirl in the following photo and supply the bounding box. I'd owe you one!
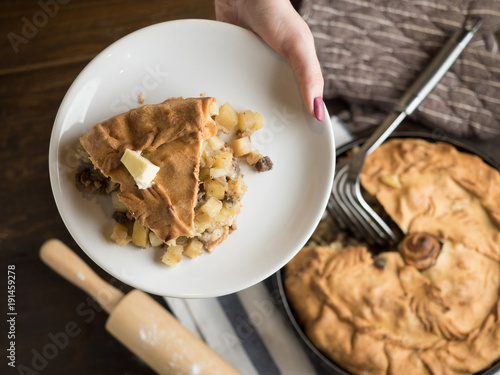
[400,232,441,270]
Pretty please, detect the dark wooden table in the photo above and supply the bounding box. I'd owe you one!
[2,1,500,375]
[1,1,215,374]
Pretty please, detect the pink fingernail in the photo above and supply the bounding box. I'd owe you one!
[313,97,325,122]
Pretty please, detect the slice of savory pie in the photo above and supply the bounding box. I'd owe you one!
[79,96,247,266]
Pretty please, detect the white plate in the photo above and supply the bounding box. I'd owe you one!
[49,19,335,297]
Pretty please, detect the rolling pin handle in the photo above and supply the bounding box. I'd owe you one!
[40,239,124,314]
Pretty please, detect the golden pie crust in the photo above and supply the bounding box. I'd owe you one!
[285,139,500,375]
[361,138,500,262]
[80,96,218,243]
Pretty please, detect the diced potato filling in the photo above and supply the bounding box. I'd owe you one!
[215,102,238,132]
[208,136,225,151]
[146,133,247,265]
[199,167,210,181]
[238,110,256,132]
[132,220,149,248]
[149,231,164,247]
[194,213,213,233]
[161,245,184,266]
[198,197,223,217]
[110,223,131,247]
[253,112,265,131]
[184,239,204,259]
[227,176,247,201]
[104,100,272,266]
[232,136,252,157]
[205,179,226,200]
[213,151,233,169]
[210,168,230,179]
[246,151,263,166]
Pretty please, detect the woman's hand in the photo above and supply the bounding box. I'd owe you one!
[215,0,325,121]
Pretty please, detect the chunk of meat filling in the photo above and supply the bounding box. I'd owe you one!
[254,156,273,172]
[75,166,109,194]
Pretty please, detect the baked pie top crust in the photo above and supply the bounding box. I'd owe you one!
[361,139,500,262]
[285,139,500,375]
[80,97,218,242]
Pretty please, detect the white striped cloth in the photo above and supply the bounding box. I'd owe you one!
[164,118,354,375]
[166,280,318,375]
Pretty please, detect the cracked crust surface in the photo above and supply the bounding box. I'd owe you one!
[285,139,500,375]
[80,97,218,242]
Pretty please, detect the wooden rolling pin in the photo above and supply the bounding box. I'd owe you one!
[40,239,241,375]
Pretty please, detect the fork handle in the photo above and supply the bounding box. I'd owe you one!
[359,17,483,157]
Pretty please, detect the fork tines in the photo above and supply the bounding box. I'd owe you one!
[328,164,399,247]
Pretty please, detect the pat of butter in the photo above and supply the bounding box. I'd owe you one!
[120,149,160,189]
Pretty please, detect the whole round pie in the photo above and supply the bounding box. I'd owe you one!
[285,138,500,375]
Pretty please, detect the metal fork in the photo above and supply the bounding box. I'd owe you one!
[327,17,483,247]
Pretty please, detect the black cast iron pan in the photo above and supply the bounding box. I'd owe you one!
[273,130,500,375]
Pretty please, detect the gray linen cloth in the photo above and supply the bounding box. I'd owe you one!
[299,0,500,139]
